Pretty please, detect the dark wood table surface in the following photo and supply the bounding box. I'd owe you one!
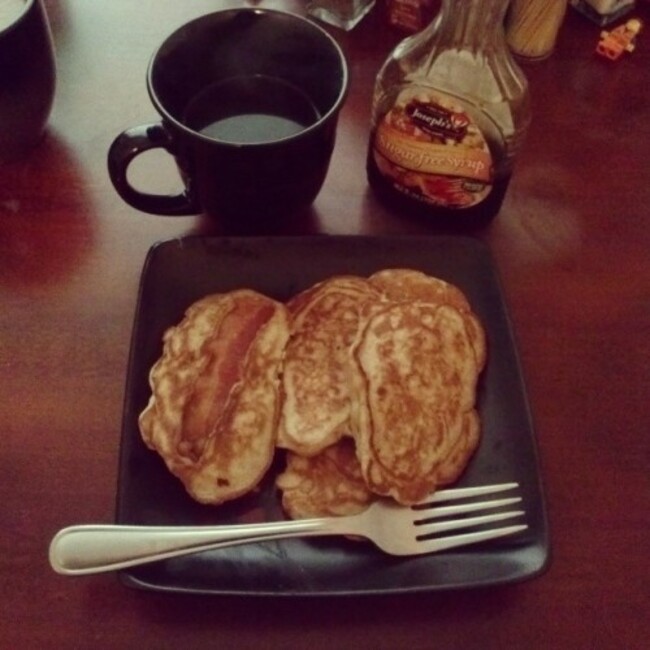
[1,1,649,648]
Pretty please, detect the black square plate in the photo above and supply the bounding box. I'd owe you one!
[117,235,550,595]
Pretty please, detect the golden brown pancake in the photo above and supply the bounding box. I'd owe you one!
[276,438,374,519]
[369,268,486,369]
[350,300,484,504]
[369,268,472,312]
[277,276,382,456]
[139,290,290,505]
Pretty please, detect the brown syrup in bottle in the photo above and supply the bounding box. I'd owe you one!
[367,0,530,229]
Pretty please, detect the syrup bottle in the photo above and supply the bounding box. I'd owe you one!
[367,0,531,228]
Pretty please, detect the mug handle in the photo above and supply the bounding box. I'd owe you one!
[107,123,197,215]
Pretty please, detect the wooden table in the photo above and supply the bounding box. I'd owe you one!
[1,1,648,647]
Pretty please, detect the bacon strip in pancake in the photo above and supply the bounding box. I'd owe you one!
[139,290,289,505]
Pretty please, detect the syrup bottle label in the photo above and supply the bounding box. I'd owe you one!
[372,88,495,209]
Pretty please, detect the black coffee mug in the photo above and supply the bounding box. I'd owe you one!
[108,8,349,220]
[0,0,56,161]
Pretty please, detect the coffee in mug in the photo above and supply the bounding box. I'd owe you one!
[182,75,321,144]
[108,9,349,223]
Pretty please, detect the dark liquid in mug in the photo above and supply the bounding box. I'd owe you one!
[183,75,320,144]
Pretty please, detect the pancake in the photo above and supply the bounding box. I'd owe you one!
[138,290,290,505]
[369,268,486,369]
[369,268,472,312]
[350,300,484,504]
[276,438,374,519]
[277,276,382,456]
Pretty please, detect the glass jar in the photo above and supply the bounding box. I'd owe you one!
[367,0,531,228]
[307,0,376,30]
[506,0,568,60]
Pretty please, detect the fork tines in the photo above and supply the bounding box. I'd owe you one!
[413,483,527,549]
[413,482,521,507]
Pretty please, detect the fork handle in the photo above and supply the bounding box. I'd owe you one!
[49,518,353,576]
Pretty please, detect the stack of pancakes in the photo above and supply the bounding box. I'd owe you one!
[139,270,486,517]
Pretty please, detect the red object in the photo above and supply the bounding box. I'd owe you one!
[596,17,643,59]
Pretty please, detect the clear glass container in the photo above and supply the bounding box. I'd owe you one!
[367,0,531,228]
[506,0,568,60]
[307,0,376,31]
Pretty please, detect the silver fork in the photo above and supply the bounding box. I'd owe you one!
[49,483,526,576]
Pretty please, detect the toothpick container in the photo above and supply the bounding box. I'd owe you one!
[506,0,568,60]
